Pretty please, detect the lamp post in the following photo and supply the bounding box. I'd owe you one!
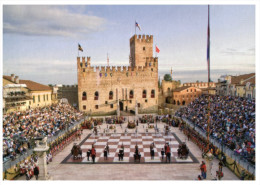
[204,151,214,180]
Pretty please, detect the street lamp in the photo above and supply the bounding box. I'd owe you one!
[204,151,214,180]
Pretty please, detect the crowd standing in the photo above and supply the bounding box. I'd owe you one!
[175,94,255,164]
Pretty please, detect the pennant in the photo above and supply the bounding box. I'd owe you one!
[135,21,141,31]
[126,72,128,77]
[105,73,107,77]
[99,73,102,77]
[78,44,83,52]
[110,73,113,77]
[156,46,160,53]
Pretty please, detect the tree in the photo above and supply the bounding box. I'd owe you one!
[164,74,172,82]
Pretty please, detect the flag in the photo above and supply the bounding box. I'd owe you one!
[135,21,141,31]
[156,46,160,53]
[207,5,210,82]
[78,44,83,52]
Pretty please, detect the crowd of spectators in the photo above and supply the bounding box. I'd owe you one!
[175,94,255,164]
[3,103,83,162]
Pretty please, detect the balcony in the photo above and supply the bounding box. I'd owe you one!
[109,96,113,100]
[129,95,133,99]
[142,94,146,98]
[82,96,87,100]
[151,94,155,98]
[94,96,98,100]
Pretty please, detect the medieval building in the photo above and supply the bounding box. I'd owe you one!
[77,35,159,116]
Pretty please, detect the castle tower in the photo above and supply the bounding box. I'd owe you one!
[130,35,153,68]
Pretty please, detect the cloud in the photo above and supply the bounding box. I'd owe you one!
[3,5,106,38]
[220,47,255,56]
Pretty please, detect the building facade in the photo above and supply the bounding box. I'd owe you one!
[3,74,52,110]
[78,34,158,116]
[172,86,202,105]
[216,73,255,99]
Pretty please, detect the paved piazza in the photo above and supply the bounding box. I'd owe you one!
[16,117,239,180]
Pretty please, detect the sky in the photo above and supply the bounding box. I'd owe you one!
[2,5,255,85]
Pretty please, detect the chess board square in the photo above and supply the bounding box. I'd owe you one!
[111,134,122,137]
[120,136,131,139]
[142,136,153,139]
[82,153,86,157]
[95,148,103,153]
[143,148,151,152]
[169,141,179,145]
[116,148,130,153]
[94,142,107,146]
[84,157,100,163]
[118,141,130,145]
[131,138,142,142]
[130,144,143,149]
[81,145,92,149]
[171,148,178,152]
[152,133,163,137]
[107,145,118,149]
[113,157,130,162]
[144,157,161,162]
[82,157,93,163]
[130,133,142,137]
[175,156,193,162]
[154,138,165,142]
[163,135,175,139]
[143,141,154,145]
[108,139,120,142]
[99,136,110,139]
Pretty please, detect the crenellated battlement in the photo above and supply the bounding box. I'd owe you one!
[130,34,153,43]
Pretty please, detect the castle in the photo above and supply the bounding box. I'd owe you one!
[77,34,158,116]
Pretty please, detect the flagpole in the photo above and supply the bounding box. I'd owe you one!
[155,44,157,57]
[206,4,211,152]
[135,20,136,35]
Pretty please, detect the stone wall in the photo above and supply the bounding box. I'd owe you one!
[58,85,78,108]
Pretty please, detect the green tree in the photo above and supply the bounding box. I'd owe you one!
[164,74,172,82]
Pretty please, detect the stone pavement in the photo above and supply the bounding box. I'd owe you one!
[17,115,239,180]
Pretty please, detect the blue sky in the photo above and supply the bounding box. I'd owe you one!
[3,5,255,85]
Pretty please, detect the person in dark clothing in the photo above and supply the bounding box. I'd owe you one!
[87,149,91,161]
[104,148,108,160]
[106,144,109,155]
[33,166,39,180]
[161,148,165,160]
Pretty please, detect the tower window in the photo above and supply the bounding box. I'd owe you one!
[142,90,147,98]
[151,90,155,98]
[109,91,113,100]
[143,47,145,51]
[82,92,87,100]
[95,105,99,109]
[94,91,99,100]
[110,104,113,109]
[129,90,134,99]
[83,105,86,110]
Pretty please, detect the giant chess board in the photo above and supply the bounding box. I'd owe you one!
[62,132,199,164]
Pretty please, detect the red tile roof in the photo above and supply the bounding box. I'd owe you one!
[231,73,255,85]
[3,75,52,91]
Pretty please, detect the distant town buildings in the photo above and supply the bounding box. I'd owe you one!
[216,73,255,99]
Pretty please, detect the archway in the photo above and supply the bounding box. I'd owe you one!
[119,101,124,111]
